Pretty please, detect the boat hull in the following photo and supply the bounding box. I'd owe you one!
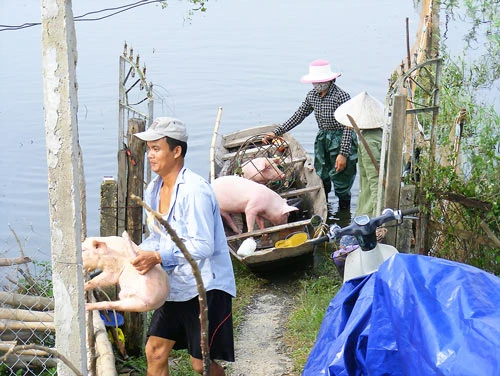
[210,124,328,274]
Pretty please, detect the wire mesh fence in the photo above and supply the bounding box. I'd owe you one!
[1,258,57,375]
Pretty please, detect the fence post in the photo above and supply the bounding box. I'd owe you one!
[100,177,118,236]
[122,118,147,355]
[40,0,87,373]
[384,94,406,246]
[396,185,416,253]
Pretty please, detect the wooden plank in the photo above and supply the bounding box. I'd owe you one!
[126,118,146,244]
[117,149,128,236]
[100,177,117,236]
[222,125,276,148]
[124,119,147,357]
[396,185,416,253]
[384,94,406,246]
[98,177,119,308]
[226,219,311,242]
[280,185,322,198]
[221,144,274,160]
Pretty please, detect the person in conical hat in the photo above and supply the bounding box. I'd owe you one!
[264,59,358,212]
[334,92,385,217]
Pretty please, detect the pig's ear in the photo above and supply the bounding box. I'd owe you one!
[283,202,300,214]
[122,231,130,241]
[92,240,107,253]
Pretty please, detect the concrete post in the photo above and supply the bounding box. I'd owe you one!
[40,0,87,374]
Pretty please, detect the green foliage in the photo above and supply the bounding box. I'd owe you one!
[412,0,500,275]
[160,0,208,20]
[285,255,342,371]
[442,0,500,86]
[0,364,56,376]
[18,261,54,298]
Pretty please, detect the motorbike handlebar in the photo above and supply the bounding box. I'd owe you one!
[311,235,330,246]
[400,207,420,216]
[311,207,420,246]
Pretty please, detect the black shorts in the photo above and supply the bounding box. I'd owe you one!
[147,289,235,362]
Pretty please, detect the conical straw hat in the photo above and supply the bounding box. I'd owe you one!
[334,91,385,129]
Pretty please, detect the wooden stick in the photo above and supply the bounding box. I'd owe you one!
[130,194,211,376]
[0,292,54,311]
[0,319,55,332]
[480,220,500,248]
[346,114,380,173]
[0,308,53,322]
[0,256,31,266]
[92,306,117,376]
[0,343,82,376]
[210,106,223,183]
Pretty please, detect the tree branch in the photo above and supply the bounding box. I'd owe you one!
[0,256,31,267]
[0,343,82,376]
[130,194,211,375]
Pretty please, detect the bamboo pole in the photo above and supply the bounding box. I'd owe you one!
[346,114,381,174]
[0,292,54,311]
[210,106,223,182]
[93,308,118,376]
[0,308,54,322]
[0,319,55,332]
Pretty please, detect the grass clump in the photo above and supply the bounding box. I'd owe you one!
[285,252,342,371]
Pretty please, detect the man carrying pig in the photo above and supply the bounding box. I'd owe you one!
[131,117,236,376]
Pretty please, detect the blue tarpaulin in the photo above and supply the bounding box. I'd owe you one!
[303,253,500,376]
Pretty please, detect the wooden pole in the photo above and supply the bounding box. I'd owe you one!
[210,106,223,182]
[384,95,406,246]
[396,185,416,253]
[122,118,147,356]
[126,118,146,244]
[40,0,87,374]
[376,114,390,216]
[100,177,118,237]
[346,114,380,173]
[117,149,128,236]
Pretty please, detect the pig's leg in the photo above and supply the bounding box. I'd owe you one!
[86,297,156,312]
[122,231,139,259]
[220,210,242,234]
[255,216,266,230]
[245,212,257,233]
[84,271,119,291]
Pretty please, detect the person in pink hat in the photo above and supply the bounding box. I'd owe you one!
[264,59,358,211]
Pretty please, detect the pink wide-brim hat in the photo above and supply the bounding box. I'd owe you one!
[301,59,342,83]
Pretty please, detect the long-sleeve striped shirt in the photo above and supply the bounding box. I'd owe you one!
[274,83,353,156]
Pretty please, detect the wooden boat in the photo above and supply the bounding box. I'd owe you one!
[210,123,328,274]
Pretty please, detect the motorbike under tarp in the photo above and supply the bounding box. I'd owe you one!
[303,253,500,376]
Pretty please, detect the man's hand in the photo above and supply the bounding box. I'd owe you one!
[335,154,347,172]
[131,250,160,275]
[262,132,276,144]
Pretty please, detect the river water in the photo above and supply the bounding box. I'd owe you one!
[0,0,419,261]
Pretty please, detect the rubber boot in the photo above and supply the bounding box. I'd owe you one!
[322,179,331,200]
[338,199,351,211]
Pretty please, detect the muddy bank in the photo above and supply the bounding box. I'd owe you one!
[226,276,306,376]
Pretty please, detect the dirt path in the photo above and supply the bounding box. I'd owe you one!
[226,283,300,376]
